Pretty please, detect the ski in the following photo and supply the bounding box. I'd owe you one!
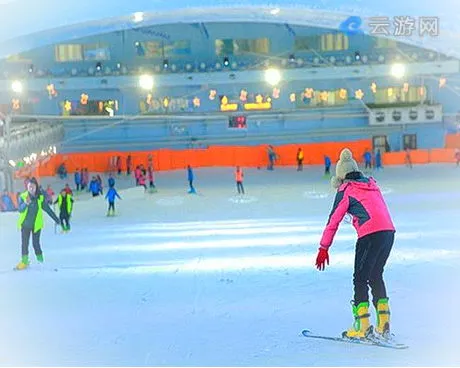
[301,329,408,350]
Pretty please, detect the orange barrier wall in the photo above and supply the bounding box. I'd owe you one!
[382,148,458,166]
[32,139,371,177]
[446,133,460,149]
[16,140,459,180]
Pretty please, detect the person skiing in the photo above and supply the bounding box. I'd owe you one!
[134,166,141,186]
[89,177,101,197]
[74,168,82,191]
[187,165,196,194]
[15,177,60,270]
[105,184,121,216]
[116,156,122,175]
[315,148,395,339]
[55,189,73,232]
[147,166,156,191]
[235,166,245,195]
[297,148,304,171]
[267,145,277,170]
[45,185,55,205]
[324,155,332,176]
[138,171,147,191]
[404,148,413,169]
[455,149,460,167]
[126,155,132,176]
[375,149,383,170]
[96,175,104,195]
[363,150,372,171]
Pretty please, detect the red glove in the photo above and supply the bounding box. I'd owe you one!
[315,248,329,271]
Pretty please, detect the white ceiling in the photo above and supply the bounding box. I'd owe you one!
[1,0,459,59]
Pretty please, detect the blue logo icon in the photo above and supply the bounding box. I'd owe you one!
[339,16,364,35]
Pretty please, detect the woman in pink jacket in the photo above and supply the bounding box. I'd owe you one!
[316,148,395,340]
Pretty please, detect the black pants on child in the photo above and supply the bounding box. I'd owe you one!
[21,227,42,257]
[189,180,195,192]
[108,201,115,212]
[60,213,70,230]
[365,162,372,169]
[325,166,330,175]
[236,181,245,194]
[353,230,394,307]
[297,159,303,171]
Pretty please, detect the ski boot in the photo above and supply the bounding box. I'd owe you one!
[36,254,44,263]
[15,255,29,270]
[374,298,391,338]
[342,301,373,339]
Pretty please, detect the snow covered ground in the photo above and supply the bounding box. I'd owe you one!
[1,164,460,366]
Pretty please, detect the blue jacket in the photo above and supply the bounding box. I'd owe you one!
[325,156,331,167]
[187,167,194,181]
[108,177,115,187]
[364,152,372,163]
[105,187,121,202]
[74,172,81,184]
[89,180,100,194]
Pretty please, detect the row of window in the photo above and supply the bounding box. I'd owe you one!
[50,33,397,62]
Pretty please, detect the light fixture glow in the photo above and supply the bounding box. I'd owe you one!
[133,12,144,23]
[391,63,406,79]
[139,75,154,90]
[11,80,23,93]
[265,68,282,86]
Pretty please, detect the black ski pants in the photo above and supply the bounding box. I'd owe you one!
[21,227,42,257]
[353,230,395,308]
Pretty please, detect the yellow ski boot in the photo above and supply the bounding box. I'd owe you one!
[15,255,29,270]
[343,301,372,339]
[374,298,391,338]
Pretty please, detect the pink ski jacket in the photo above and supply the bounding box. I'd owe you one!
[320,175,395,250]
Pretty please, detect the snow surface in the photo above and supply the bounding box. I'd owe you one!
[1,164,460,366]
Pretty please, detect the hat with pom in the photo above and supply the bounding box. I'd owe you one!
[331,148,360,189]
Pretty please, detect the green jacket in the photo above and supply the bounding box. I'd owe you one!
[56,194,73,215]
[18,191,59,233]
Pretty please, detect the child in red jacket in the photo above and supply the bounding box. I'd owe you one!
[316,148,395,340]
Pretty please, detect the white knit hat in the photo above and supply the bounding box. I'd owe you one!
[331,148,360,189]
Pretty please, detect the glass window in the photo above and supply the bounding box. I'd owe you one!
[375,37,397,48]
[215,38,270,56]
[55,44,83,62]
[320,33,349,51]
[294,36,317,51]
[83,43,111,61]
[374,86,427,104]
[139,41,163,58]
[164,40,191,56]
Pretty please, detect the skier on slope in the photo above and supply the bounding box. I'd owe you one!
[54,189,74,232]
[315,148,395,339]
[15,177,61,270]
[105,183,121,216]
[187,165,196,194]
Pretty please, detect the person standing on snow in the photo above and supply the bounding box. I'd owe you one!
[324,155,332,176]
[15,177,60,270]
[187,165,196,193]
[105,184,121,216]
[315,148,395,339]
[297,148,304,171]
[147,166,156,191]
[74,168,82,191]
[235,166,245,195]
[54,189,74,232]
